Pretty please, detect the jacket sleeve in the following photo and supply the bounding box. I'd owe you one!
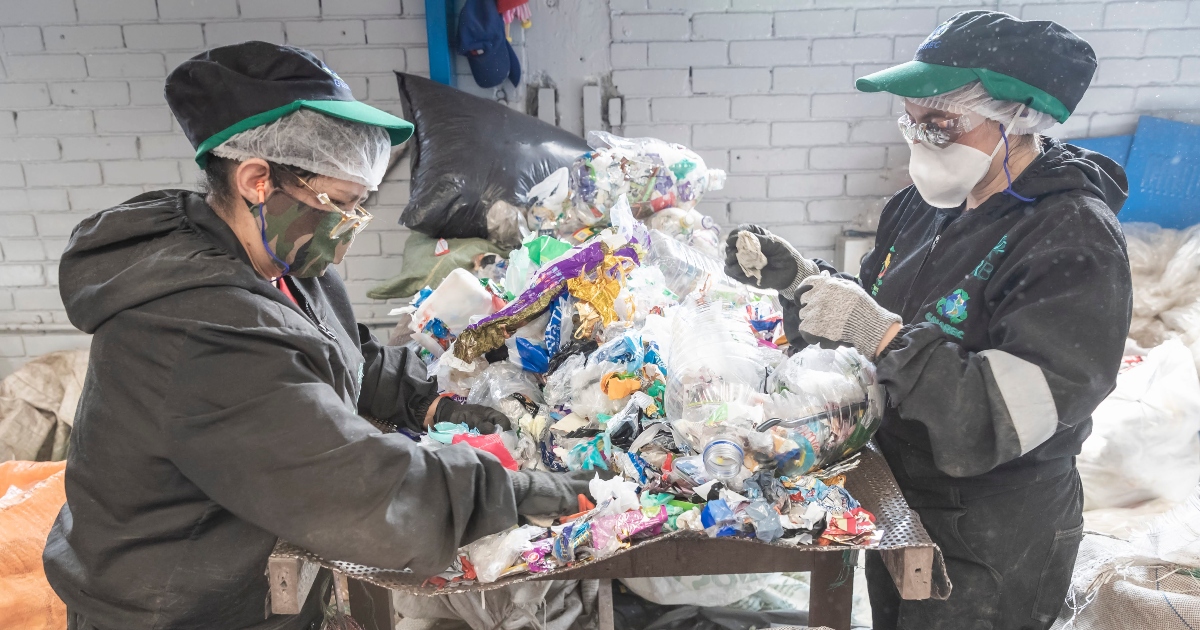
[161,323,517,576]
[356,324,439,431]
[875,213,1131,477]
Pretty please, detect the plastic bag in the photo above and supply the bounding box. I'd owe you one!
[589,475,640,517]
[434,346,487,397]
[1078,339,1200,510]
[619,573,777,608]
[1124,223,1200,354]
[464,525,546,583]
[465,362,544,421]
[762,346,883,476]
[569,360,628,420]
[544,353,585,408]
[569,131,726,227]
[646,207,723,260]
[396,73,590,240]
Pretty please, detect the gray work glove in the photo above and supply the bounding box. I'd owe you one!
[723,224,820,299]
[508,470,599,517]
[433,398,511,434]
[795,275,902,359]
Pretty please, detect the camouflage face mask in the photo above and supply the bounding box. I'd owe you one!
[253,189,357,278]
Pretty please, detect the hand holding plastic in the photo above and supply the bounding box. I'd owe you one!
[722,224,818,298]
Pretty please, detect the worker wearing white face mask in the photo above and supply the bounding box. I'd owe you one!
[723,11,1133,630]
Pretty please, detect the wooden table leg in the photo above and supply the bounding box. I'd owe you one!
[881,546,934,600]
[597,578,614,630]
[347,577,395,630]
[809,550,855,630]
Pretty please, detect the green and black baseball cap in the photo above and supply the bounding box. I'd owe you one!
[165,41,414,168]
[856,11,1096,123]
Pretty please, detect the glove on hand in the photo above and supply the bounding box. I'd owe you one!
[723,224,820,299]
[795,275,902,359]
[433,398,511,434]
[508,470,599,517]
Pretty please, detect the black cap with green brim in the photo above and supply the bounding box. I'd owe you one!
[165,41,414,168]
[856,11,1097,124]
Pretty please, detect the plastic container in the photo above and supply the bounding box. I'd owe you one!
[413,267,496,334]
[648,230,726,299]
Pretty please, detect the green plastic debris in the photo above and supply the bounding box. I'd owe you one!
[526,235,572,267]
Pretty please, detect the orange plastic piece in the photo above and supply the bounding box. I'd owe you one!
[600,372,641,400]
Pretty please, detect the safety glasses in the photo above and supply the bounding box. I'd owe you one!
[897,112,981,148]
[295,177,374,239]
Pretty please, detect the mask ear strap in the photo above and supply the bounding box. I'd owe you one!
[1000,107,1036,203]
[253,180,291,278]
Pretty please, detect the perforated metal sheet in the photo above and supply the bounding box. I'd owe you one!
[271,442,936,596]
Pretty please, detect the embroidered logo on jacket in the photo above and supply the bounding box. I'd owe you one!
[871,246,895,296]
[936,289,969,324]
[971,235,1008,281]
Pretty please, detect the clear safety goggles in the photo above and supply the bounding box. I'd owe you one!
[897,112,983,148]
[296,177,374,239]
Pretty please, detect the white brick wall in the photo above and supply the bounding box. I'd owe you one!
[3,0,1200,376]
[608,0,1200,263]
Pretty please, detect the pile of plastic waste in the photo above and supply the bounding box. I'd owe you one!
[523,131,726,259]
[387,137,883,589]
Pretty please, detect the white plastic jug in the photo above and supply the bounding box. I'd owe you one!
[412,268,496,334]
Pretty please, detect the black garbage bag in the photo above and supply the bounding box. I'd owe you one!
[395,72,590,241]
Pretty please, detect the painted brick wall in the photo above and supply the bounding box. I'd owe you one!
[608,0,1200,260]
[2,0,1199,376]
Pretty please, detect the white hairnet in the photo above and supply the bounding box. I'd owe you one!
[905,82,1057,135]
[211,108,391,190]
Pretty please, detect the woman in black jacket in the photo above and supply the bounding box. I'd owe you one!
[724,12,1132,630]
[46,42,589,630]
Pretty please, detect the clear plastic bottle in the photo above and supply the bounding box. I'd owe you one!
[702,436,744,482]
[648,230,727,298]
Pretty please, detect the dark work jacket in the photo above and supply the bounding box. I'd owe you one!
[44,190,518,630]
[788,139,1132,486]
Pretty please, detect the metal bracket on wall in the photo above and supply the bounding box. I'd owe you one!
[425,0,457,86]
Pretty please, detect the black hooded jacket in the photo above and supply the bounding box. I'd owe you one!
[43,190,518,630]
[788,139,1133,485]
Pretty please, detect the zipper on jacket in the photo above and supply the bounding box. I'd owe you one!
[900,216,950,316]
[303,300,338,340]
[285,278,338,340]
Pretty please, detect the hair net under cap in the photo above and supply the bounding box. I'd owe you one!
[905,82,1057,135]
[210,108,391,190]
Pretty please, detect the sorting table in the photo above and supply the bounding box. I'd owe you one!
[269,443,946,630]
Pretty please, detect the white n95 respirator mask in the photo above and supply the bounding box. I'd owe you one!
[907,138,1001,209]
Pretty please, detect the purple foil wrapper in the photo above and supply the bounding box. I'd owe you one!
[522,539,555,573]
[468,240,640,332]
